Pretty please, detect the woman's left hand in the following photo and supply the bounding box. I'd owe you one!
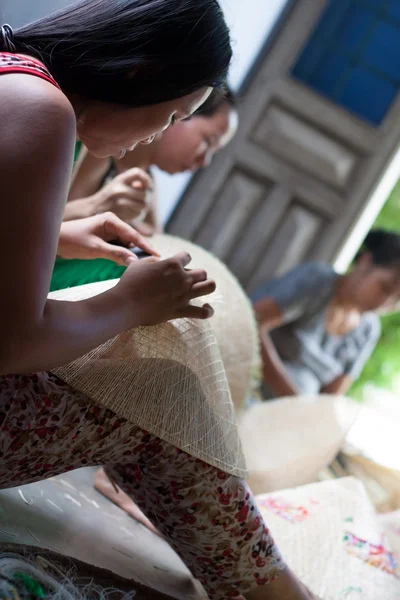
[57,212,159,266]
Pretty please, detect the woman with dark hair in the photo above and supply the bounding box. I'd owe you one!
[64,88,238,231]
[0,3,317,599]
[254,229,400,401]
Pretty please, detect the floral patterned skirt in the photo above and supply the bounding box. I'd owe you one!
[0,372,284,599]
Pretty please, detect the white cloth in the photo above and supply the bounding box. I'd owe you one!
[257,477,400,599]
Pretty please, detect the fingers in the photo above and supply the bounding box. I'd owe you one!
[132,221,155,237]
[138,256,159,265]
[187,279,216,300]
[120,167,153,191]
[178,303,214,320]
[118,190,148,206]
[167,256,215,301]
[171,251,192,269]
[132,180,147,190]
[102,213,160,257]
[96,241,138,267]
[123,254,159,271]
[131,233,159,257]
[186,268,207,284]
[100,241,160,267]
[114,189,150,222]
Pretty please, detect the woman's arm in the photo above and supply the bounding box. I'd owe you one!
[68,145,111,201]
[63,167,152,222]
[67,144,159,229]
[322,316,381,396]
[2,251,215,374]
[254,298,300,397]
[142,184,163,232]
[320,375,352,395]
[134,179,164,235]
[0,75,215,375]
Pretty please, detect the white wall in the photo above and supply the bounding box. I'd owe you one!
[2,0,289,224]
[1,1,73,27]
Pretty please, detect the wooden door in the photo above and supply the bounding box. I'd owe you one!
[167,0,400,293]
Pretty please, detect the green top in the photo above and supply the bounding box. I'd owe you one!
[74,140,82,163]
[50,257,125,292]
[52,140,123,291]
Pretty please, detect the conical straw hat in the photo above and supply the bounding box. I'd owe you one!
[238,395,361,494]
[148,234,261,412]
[49,234,259,477]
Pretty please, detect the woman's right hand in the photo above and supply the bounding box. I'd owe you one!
[116,252,216,326]
[64,167,153,223]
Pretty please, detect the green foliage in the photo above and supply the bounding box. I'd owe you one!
[349,180,400,400]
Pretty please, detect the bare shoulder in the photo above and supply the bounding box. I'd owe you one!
[0,73,77,231]
[0,73,76,161]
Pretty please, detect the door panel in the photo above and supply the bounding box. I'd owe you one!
[195,170,268,262]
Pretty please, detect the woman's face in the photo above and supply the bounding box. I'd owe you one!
[76,87,212,158]
[352,256,400,312]
[151,104,238,174]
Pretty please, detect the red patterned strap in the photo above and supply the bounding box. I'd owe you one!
[0,52,60,89]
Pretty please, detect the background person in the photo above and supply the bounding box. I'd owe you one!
[253,230,400,401]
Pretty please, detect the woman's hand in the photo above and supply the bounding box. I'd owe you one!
[58,212,159,266]
[133,220,157,236]
[116,251,216,325]
[63,167,153,223]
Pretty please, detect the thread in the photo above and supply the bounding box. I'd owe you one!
[0,553,136,600]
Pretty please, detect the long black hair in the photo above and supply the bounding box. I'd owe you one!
[358,229,400,267]
[1,0,231,106]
